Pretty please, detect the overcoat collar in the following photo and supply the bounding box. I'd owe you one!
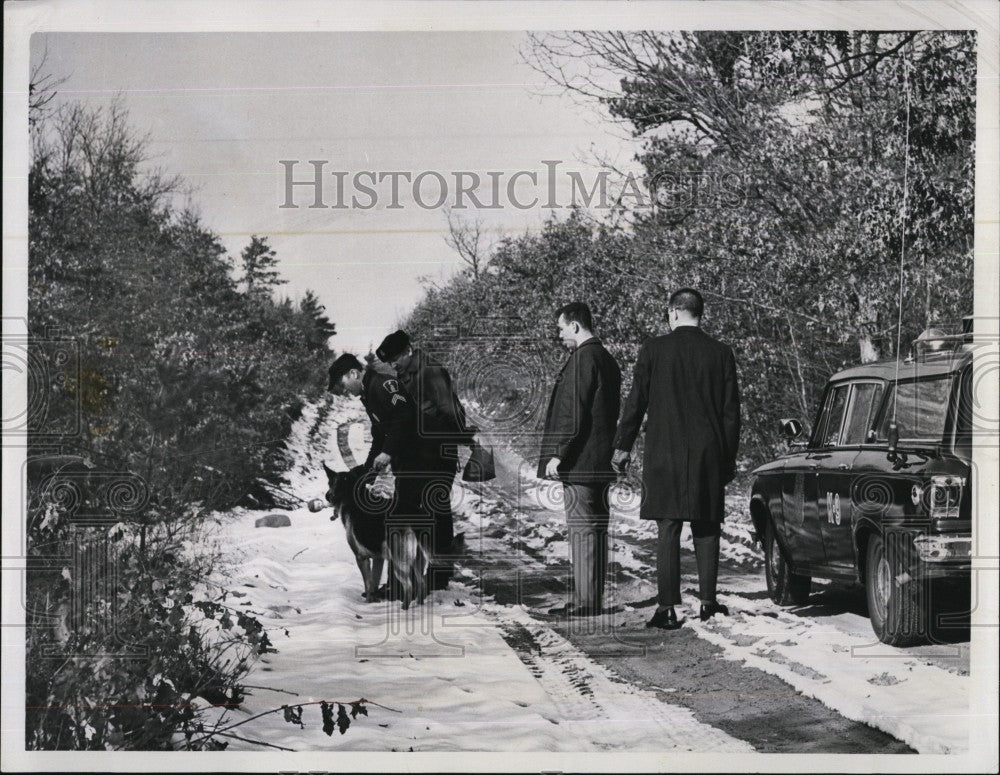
[557,337,601,375]
[398,347,427,380]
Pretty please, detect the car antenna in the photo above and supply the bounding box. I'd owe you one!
[888,47,913,467]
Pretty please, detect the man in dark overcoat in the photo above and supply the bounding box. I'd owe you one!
[612,289,740,629]
[539,302,621,617]
[377,330,475,590]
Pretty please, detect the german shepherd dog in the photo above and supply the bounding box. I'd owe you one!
[323,463,432,608]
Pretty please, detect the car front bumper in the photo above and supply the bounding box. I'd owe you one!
[913,535,972,563]
[906,534,973,581]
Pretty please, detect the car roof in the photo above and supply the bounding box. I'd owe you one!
[829,348,971,383]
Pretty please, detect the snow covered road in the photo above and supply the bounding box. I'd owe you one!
[214,507,752,752]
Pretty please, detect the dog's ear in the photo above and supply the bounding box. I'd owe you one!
[324,464,345,490]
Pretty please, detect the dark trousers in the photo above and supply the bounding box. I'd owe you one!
[564,482,610,609]
[393,470,454,550]
[424,470,456,588]
[425,471,456,556]
[656,519,721,609]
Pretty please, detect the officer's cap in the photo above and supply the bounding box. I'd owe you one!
[376,330,411,363]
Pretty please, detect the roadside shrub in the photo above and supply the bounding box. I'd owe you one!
[26,97,335,749]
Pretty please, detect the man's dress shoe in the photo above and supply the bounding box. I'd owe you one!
[646,608,680,630]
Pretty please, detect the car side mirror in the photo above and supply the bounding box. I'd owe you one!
[779,418,803,441]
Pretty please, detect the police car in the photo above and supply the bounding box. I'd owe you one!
[747,323,974,645]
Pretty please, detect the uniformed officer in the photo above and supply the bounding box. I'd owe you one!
[376,331,474,590]
[328,352,431,601]
[327,352,416,472]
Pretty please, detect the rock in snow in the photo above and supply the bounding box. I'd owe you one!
[255,513,292,528]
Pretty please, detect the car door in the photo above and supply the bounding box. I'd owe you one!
[779,447,825,568]
[780,384,849,569]
[818,381,884,572]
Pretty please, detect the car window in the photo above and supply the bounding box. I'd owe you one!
[819,384,850,446]
[843,382,884,445]
[876,376,953,441]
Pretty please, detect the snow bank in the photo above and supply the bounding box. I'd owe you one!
[689,593,970,754]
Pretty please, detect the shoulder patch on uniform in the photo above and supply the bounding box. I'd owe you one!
[383,379,407,404]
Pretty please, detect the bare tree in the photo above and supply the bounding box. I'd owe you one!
[36,99,180,211]
[443,207,490,281]
[29,48,68,129]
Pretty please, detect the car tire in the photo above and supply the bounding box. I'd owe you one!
[865,532,927,646]
[764,520,811,606]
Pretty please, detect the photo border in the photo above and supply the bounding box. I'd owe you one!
[3,2,997,772]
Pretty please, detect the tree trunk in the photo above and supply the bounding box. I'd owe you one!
[859,335,879,364]
[856,293,880,363]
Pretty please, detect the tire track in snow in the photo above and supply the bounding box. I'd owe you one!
[481,602,753,752]
[690,590,971,754]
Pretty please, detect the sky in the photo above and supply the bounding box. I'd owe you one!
[32,32,642,353]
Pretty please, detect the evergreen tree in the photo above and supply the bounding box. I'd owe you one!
[240,234,286,296]
[300,290,337,349]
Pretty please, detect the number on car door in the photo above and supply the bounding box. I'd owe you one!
[818,381,884,570]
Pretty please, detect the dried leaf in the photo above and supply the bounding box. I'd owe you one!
[320,701,335,736]
[336,703,351,735]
